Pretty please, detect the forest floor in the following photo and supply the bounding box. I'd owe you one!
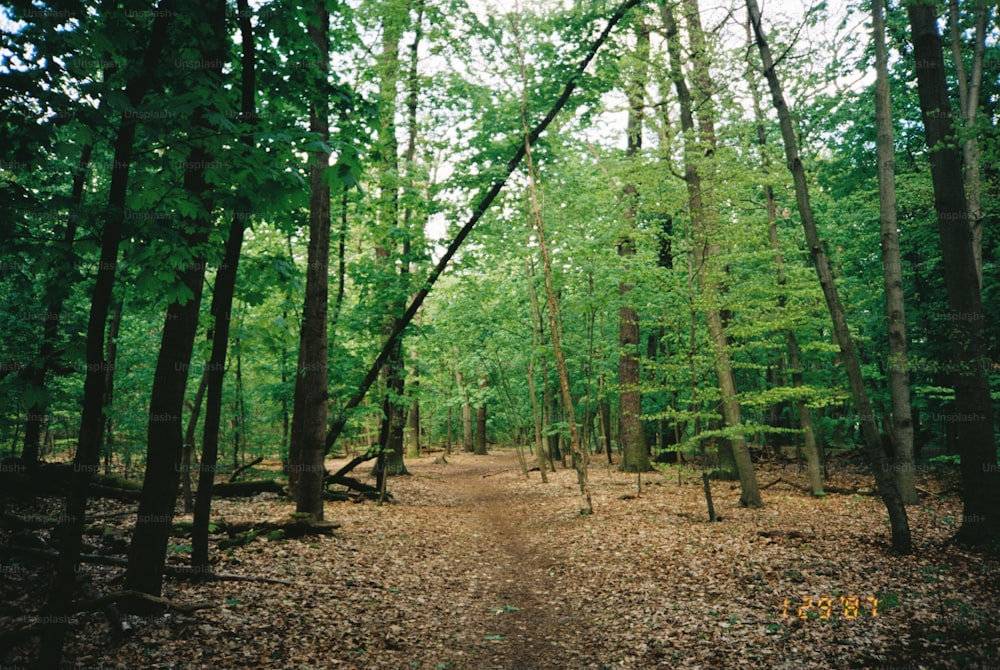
[3,448,1000,669]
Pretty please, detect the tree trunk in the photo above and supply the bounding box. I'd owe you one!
[907,1,999,545]
[743,17,822,496]
[102,298,124,475]
[946,0,988,290]
[288,0,332,521]
[525,257,548,481]
[747,0,911,552]
[37,6,174,663]
[191,0,256,566]
[181,370,208,514]
[872,0,917,505]
[475,376,488,455]
[457,368,473,452]
[125,0,227,599]
[663,1,760,506]
[618,22,650,473]
[514,15,591,513]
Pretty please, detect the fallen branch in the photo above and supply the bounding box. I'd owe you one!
[761,477,810,492]
[74,589,214,615]
[228,456,264,483]
[0,544,294,584]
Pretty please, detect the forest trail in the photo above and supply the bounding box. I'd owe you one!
[12,449,997,669]
[425,453,580,669]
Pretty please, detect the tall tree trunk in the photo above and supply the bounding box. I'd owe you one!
[619,22,650,473]
[513,15,591,514]
[526,257,548,482]
[289,0,332,520]
[457,368,473,452]
[125,0,227,600]
[907,1,999,545]
[946,0,988,290]
[407,370,421,458]
[873,0,917,504]
[191,0,255,568]
[743,17,822,496]
[663,1,760,506]
[37,5,174,663]
[747,0,911,552]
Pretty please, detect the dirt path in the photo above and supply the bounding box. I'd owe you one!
[430,455,576,669]
[14,449,998,669]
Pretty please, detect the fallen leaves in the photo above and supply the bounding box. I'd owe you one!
[1,450,998,668]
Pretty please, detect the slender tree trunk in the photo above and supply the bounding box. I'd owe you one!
[947,0,988,290]
[872,0,917,504]
[125,0,226,600]
[101,298,123,475]
[663,1,760,506]
[526,257,548,481]
[407,370,421,458]
[181,370,208,514]
[457,368,473,452]
[907,1,999,545]
[37,6,174,663]
[743,17,822,495]
[514,15,591,514]
[191,0,255,565]
[475,376,488,455]
[747,0,911,552]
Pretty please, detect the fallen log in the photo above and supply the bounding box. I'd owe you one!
[211,479,285,498]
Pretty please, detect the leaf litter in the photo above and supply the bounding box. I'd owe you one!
[2,449,998,669]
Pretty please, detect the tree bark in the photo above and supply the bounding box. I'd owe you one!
[907,1,999,545]
[525,257,548,482]
[475,376,488,455]
[747,0,911,552]
[873,0,917,505]
[181,370,208,514]
[372,0,410,479]
[456,368,473,452]
[619,22,651,474]
[289,0,332,520]
[102,298,124,476]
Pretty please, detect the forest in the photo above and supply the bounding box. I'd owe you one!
[0,0,998,667]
